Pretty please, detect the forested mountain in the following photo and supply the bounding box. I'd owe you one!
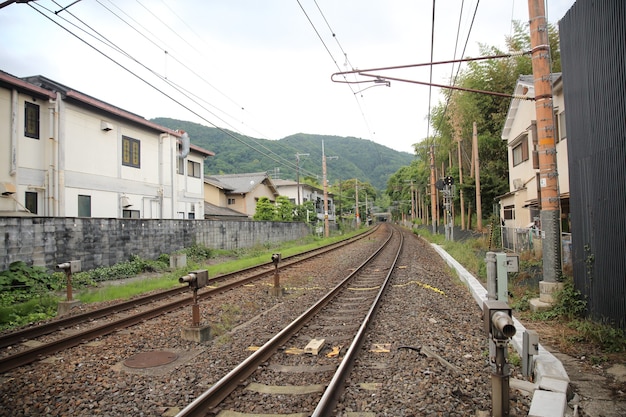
[152,117,414,190]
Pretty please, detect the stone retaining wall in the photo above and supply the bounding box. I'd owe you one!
[0,217,309,272]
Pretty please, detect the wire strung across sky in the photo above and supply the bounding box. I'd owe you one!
[31,0,322,180]
[296,0,375,140]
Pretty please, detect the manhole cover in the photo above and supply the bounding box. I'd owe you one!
[123,351,178,369]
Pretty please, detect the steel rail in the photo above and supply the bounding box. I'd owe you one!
[175,225,398,417]
[0,226,377,350]
[313,226,403,416]
[0,226,379,374]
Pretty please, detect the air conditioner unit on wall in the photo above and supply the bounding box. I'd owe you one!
[0,182,16,196]
[513,178,523,190]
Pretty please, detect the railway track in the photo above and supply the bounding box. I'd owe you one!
[176,223,402,416]
[1,223,520,416]
[0,226,379,374]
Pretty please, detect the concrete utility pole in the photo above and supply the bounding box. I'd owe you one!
[321,142,337,238]
[528,0,562,282]
[430,145,437,234]
[473,122,483,231]
[295,153,309,206]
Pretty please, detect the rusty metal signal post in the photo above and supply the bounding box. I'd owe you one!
[483,300,517,417]
[271,253,282,296]
[179,270,209,326]
[57,260,81,302]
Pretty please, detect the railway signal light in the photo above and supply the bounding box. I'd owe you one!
[179,270,209,290]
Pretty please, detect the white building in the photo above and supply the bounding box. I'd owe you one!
[273,178,335,222]
[499,74,570,231]
[0,71,213,219]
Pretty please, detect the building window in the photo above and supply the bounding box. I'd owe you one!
[25,102,40,139]
[187,160,201,178]
[188,213,195,219]
[177,157,185,175]
[78,195,91,217]
[512,132,529,166]
[228,198,236,205]
[25,191,38,214]
[122,209,140,218]
[503,205,515,220]
[557,111,567,141]
[122,136,141,168]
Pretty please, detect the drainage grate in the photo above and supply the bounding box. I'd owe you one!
[123,351,178,369]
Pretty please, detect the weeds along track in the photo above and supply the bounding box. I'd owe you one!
[176,224,401,417]
[0,226,379,373]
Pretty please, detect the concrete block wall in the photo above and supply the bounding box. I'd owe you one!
[0,217,309,272]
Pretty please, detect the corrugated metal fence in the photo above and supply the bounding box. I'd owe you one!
[560,0,626,329]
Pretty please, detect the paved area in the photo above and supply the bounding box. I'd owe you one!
[552,351,626,417]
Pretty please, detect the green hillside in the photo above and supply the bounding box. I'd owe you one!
[152,118,414,190]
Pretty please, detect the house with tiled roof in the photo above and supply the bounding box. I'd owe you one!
[204,172,279,218]
[0,70,213,219]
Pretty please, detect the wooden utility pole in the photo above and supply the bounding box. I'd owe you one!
[410,181,415,222]
[528,0,561,282]
[473,122,483,231]
[456,136,466,230]
[355,180,360,226]
[430,145,437,234]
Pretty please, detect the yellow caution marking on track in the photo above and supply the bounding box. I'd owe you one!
[285,347,306,355]
[370,343,391,353]
[393,280,446,296]
[326,345,343,358]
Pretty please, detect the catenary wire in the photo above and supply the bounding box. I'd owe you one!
[296,0,375,141]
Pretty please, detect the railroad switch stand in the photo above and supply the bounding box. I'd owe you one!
[179,270,211,342]
[56,260,82,315]
[483,300,516,417]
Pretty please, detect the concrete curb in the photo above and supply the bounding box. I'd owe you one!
[431,244,570,417]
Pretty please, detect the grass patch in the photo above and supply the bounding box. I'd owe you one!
[78,270,186,303]
[414,224,626,359]
[414,227,489,280]
[0,295,58,331]
[206,229,366,276]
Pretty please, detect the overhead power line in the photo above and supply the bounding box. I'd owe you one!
[296,0,375,140]
[29,2,319,179]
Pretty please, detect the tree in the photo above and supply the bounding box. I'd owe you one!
[422,21,562,224]
[294,200,316,223]
[386,159,430,221]
[275,196,295,221]
[253,197,275,221]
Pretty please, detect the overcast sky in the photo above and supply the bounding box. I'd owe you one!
[0,0,574,154]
